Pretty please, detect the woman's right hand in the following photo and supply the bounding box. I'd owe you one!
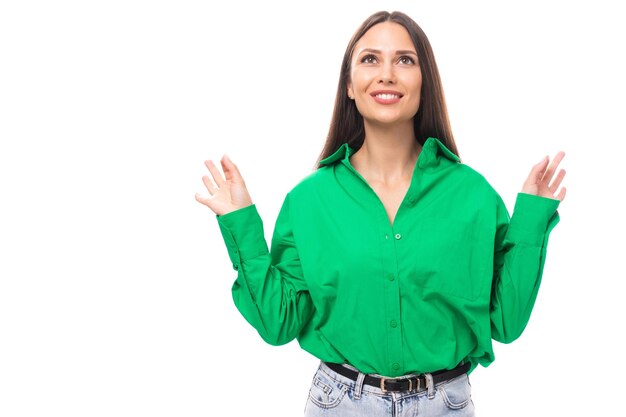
[195,155,253,216]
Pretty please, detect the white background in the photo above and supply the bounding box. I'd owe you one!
[1,0,624,416]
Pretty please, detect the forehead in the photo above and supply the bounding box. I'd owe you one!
[354,21,415,53]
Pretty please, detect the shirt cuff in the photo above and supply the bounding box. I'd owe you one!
[507,193,560,246]
[216,205,269,270]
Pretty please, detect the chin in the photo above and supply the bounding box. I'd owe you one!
[366,115,412,127]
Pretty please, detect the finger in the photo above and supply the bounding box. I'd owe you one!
[195,192,212,207]
[548,169,566,193]
[221,154,244,183]
[555,186,566,202]
[205,160,226,188]
[541,151,566,184]
[202,175,218,195]
[527,156,549,184]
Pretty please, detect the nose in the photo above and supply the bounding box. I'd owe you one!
[378,61,396,84]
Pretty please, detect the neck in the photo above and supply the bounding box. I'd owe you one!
[350,121,421,182]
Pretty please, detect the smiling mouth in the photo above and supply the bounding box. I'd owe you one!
[370,91,403,104]
[374,93,402,100]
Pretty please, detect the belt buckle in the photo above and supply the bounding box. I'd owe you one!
[380,377,419,392]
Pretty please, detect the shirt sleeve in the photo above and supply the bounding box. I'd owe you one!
[489,192,560,343]
[215,194,314,346]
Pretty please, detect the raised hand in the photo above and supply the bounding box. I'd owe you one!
[195,155,253,216]
[521,151,567,202]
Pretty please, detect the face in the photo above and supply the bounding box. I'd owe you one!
[347,22,422,128]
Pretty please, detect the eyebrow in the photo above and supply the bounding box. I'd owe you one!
[357,48,418,56]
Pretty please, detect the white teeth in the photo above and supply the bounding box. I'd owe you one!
[376,93,400,100]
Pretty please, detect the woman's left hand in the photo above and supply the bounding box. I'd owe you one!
[521,151,567,201]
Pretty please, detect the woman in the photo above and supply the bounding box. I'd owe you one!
[195,11,566,417]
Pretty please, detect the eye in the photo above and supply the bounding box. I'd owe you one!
[361,54,378,64]
[398,55,416,65]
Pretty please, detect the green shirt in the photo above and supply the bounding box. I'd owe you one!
[216,137,560,377]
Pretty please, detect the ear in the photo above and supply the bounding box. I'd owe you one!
[347,83,354,100]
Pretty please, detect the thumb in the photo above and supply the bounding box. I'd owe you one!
[221,154,244,183]
[528,156,549,183]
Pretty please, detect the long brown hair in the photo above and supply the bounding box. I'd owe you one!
[316,11,459,167]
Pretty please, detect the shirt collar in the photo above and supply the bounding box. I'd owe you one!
[318,137,459,168]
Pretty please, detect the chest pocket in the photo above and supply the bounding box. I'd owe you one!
[410,217,489,301]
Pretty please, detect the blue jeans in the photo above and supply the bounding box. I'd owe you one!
[304,362,475,416]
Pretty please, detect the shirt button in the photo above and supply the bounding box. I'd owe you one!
[387,273,395,282]
[390,320,397,328]
[385,234,389,240]
[392,363,400,370]
[394,233,402,240]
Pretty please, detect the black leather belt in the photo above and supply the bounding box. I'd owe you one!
[323,361,471,393]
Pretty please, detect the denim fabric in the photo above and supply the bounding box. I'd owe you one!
[304,362,475,417]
